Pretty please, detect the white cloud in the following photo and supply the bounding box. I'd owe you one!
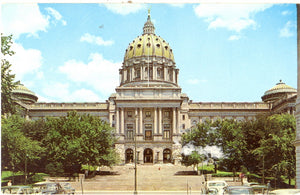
[280,21,296,38]
[1,4,49,39]
[71,89,101,102]
[103,3,146,15]
[228,35,241,41]
[281,10,292,16]
[80,33,114,46]
[59,53,121,96]
[42,82,70,101]
[45,7,67,26]
[6,42,43,81]
[194,4,272,32]
[41,82,101,102]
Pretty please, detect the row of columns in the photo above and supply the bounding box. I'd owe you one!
[120,65,179,85]
[112,107,181,136]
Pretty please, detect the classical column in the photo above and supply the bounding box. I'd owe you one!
[154,107,157,134]
[109,112,113,127]
[121,108,124,134]
[116,108,120,134]
[153,66,157,80]
[139,108,143,135]
[135,108,138,134]
[164,67,167,81]
[140,66,144,80]
[172,69,175,82]
[172,108,176,134]
[177,108,180,134]
[124,70,127,83]
[158,107,162,134]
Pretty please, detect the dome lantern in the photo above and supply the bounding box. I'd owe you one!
[143,9,155,35]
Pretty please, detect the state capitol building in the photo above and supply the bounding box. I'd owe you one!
[13,12,297,165]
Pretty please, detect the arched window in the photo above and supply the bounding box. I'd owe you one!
[163,149,172,163]
[125,149,134,163]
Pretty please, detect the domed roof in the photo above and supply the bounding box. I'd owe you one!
[261,80,296,102]
[12,84,38,104]
[124,10,174,62]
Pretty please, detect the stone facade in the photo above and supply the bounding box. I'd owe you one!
[14,11,297,167]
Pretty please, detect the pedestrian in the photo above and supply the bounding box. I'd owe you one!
[7,180,12,186]
[267,180,271,193]
[239,173,245,185]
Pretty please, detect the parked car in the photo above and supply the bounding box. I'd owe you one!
[32,182,66,194]
[206,181,228,195]
[1,186,33,194]
[269,189,300,195]
[251,184,268,194]
[223,186,254,194]
[59,182,75,195]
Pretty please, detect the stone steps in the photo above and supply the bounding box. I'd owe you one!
[67,164,206,191]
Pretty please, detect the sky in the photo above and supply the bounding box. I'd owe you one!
[1,3,297,103]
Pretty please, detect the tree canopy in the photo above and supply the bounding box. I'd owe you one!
[181,113,296,182]
[2,111,119,178]
[1,34,19,115]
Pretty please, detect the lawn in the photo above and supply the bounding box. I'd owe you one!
[1,171,48,186]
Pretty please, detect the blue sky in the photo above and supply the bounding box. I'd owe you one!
[1,3,297,102]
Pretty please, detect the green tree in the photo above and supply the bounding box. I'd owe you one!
[1,115,45,179]
[214,119,247,172]
[1,34,19,115]
[252,114,296,184]
[181,151,205,172]
[43,111,119,176]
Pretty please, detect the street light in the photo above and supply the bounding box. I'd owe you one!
[25,154,28,185]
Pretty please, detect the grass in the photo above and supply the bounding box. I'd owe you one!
[1,171,48,186]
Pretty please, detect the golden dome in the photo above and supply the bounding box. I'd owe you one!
[12,84,38,104]
[124,34,174,62]
[262,80,296,102]
[123,10,174,63]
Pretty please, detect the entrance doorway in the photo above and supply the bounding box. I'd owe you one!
[163,148,172,163]
[144,148,153,163]
[125,149,133,163]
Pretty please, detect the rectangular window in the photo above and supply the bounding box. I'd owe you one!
[182,115,185,120]
[145,130,152,140]
[127,130,133,140]
[182,124,186,129]
[126,124,134,140]
[164,130,170,139]
[164,111,170,118]
[127,111,132,118]
[145,111,151,118]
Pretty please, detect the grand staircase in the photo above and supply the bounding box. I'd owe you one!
[69,164,205,192]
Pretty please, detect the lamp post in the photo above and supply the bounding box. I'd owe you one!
[25,154,28,185]
[134,115,138,195]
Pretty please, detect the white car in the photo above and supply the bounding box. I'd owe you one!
[206,181,228,195]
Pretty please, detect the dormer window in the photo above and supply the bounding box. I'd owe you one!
[156,44,160,48]
[137,44,142,48]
